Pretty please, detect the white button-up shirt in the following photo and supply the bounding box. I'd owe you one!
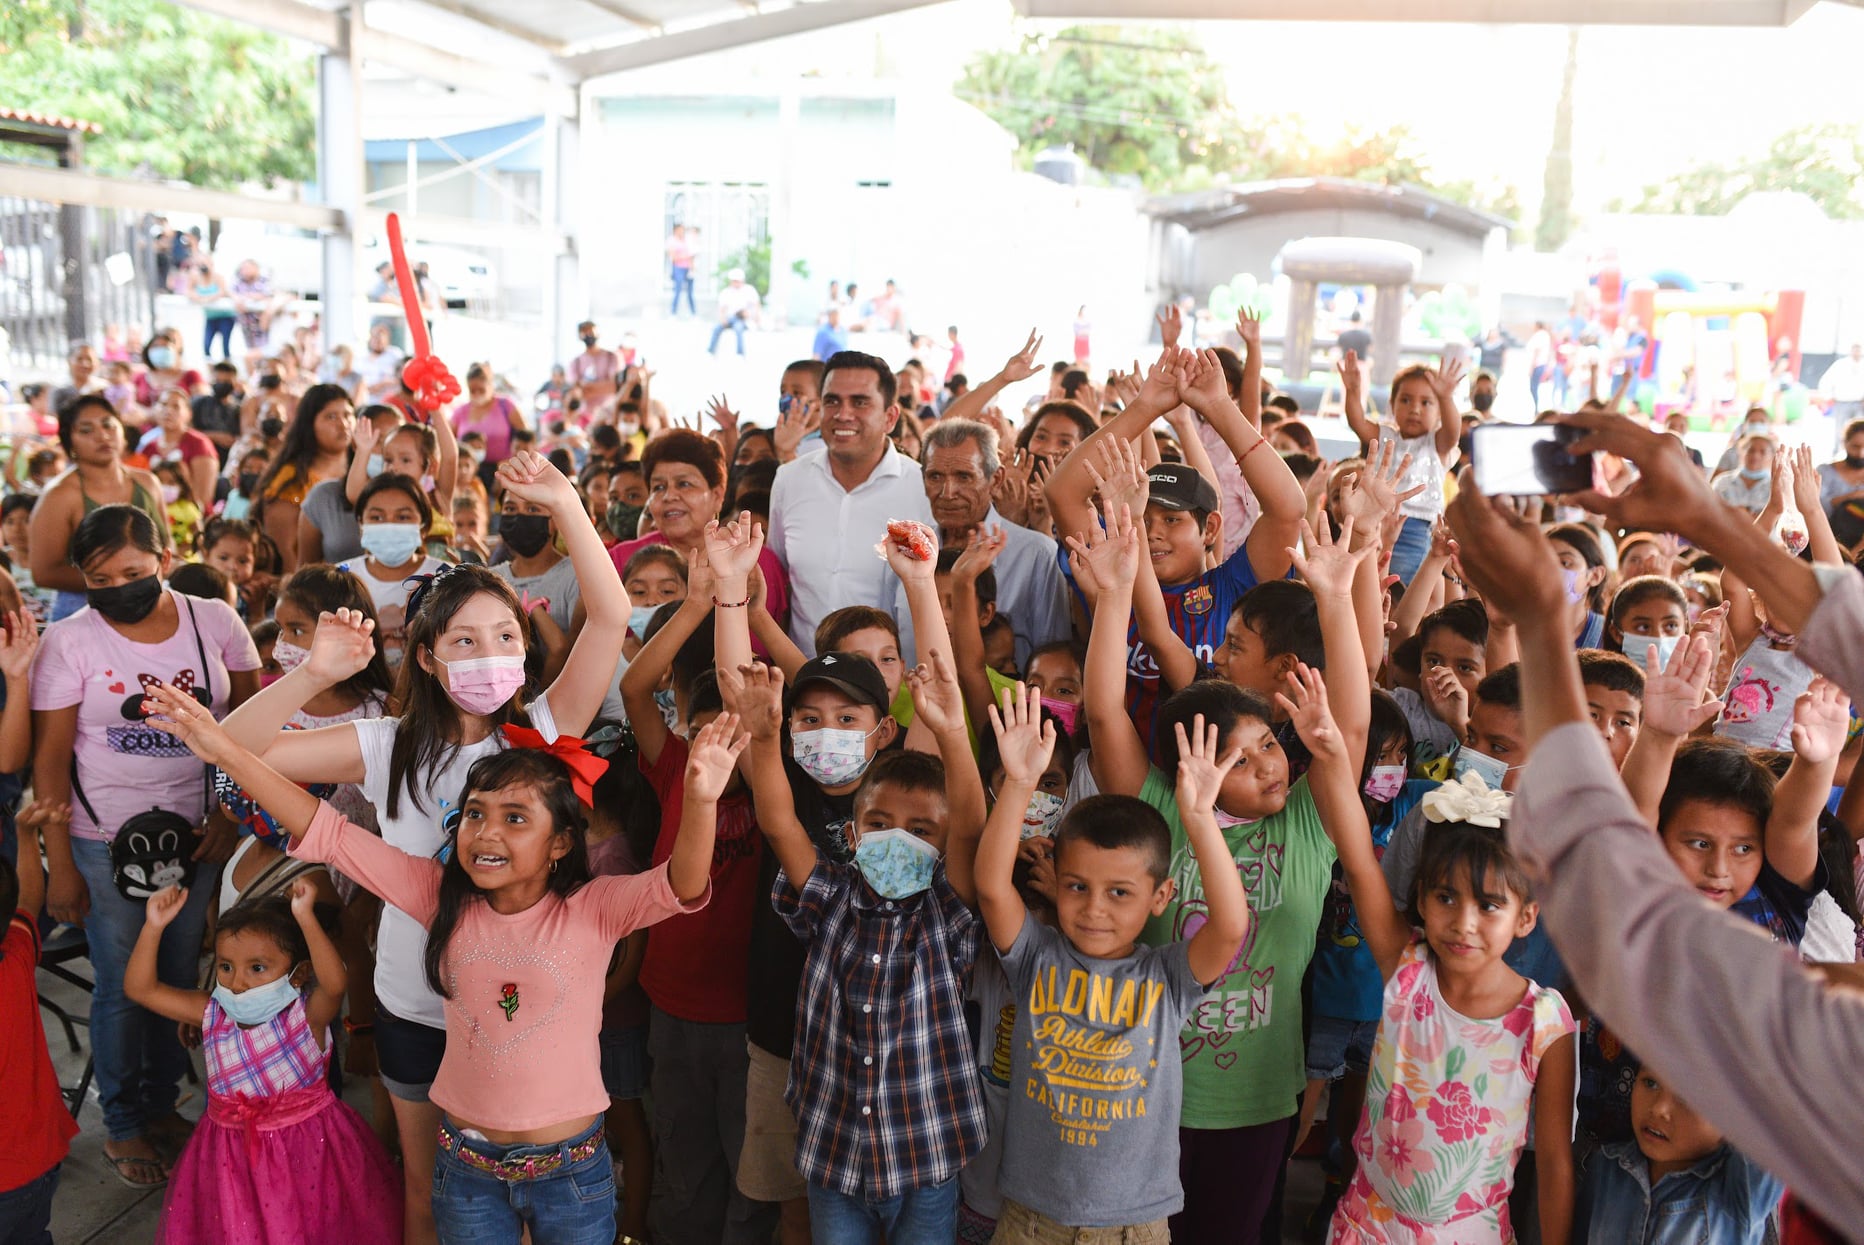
[879,505,1070,669]
[768,444,935,655]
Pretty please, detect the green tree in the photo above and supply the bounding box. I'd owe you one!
[956,25,1246,189]
[1536,26,1579,252]
[0,0,316,190]
[1615,124,1864,220]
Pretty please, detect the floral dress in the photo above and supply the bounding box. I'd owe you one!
[1330,942,1574,1244]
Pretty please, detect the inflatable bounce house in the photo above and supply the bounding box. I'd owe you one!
[1591,254,1807,430]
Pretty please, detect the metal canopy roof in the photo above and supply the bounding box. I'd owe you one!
[1147,178,1514,238]
[1014,0,1855,24]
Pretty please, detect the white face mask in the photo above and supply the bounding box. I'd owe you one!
[1620,632,1681,672]
[1020,790,1065,839]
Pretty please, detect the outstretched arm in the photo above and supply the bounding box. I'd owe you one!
[946,526,1007,728]
[1291,515,1375,769]
[908,649,988,906]
[720,661,819,892]
[1767,678,1850,890]
[1430,355,1466,463]
[1046,349,1183,563]
[1073,503,1152,796]
[977,684,1051,953]
[1175,717,1252,987]
[1181,347,1303,582]
[1339,350,1376,449]
[292,878,349,1040]
[1087,436,1198,693]
[939,330,1044,428]
[143,679,322,839]
[673,714,748,902]
[125,886,212,1028]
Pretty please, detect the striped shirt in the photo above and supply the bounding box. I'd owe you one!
[776,858,985,1198]
[204,994,325,1100]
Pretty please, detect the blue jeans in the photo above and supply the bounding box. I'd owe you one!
[670,266,695,316]
[71,835,217,1142]
[1389,515,1433,586]
[433,1117,616,1245]
[203,315,235,360]
[806,1175,961,1245]
[0,1163,59,1245]
[708,314,747,356]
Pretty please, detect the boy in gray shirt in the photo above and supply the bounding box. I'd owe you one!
[975,685,1250,1238]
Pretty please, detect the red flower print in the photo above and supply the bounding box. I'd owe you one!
[1501,999,1533,1037]
[1426,1079,1492,1143]
[1411,989,1436,1023]
[1383,1083,1417,1123]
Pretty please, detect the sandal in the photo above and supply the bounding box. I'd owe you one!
[143,1114,197,1163]
[105,1150,168,1189]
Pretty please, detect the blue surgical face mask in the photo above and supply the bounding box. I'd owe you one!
[1453,745,1511,792]
[366,452,386,478]
[1620,632,1680,672]
[148,345,176,369]
[629,604,659,641]
[852,827,940,898]
[212,970,302,1027]
[653,686,679,731]
[359,522,424,567]
[793,724,882,787]
[1740,468,1769,483]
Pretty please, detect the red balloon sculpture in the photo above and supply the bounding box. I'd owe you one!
[386,212,461,419]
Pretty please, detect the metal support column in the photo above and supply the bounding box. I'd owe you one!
[58,135,88,347]
[766,86,800,325]
[318,4,365,353]
[546,105,583,366]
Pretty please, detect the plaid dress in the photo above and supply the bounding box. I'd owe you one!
[776,858,986,1199]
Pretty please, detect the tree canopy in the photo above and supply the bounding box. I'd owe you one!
[1615,124,1864,220]
[0,0,316,191]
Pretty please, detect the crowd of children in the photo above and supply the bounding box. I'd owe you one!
[2,314,1862,1245]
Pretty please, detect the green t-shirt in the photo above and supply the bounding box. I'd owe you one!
[1137,767,1337,1129]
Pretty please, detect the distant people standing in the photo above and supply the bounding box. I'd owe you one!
[708,269,761,357]
[813,307,847,363]
[1526,321,1554,408]
[1073,305,1091,364]
[1338,309,1373,361]
[667,224,698,317]
[1818,342,1864,441]
[570,322,622,412]
[189,258,238,362]
[232,259,276,366]
[945,324,966,384]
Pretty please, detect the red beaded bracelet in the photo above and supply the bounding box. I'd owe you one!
[713,593,750,609]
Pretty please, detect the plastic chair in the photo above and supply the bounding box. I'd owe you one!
[37,923,95,1118]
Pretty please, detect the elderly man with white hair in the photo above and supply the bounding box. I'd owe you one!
[878,418,1069,669]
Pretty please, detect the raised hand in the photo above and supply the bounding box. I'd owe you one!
[1337,350,1363,401]
[1174,713,1245,817]
[1289,515,1371,600]
[1639,631,1721,737]
[1156,305,1183,351]
[721,661,785,741]
[1422,665,1470,734]
[1789,677,1852,765]
[1444,471,1570,625]
[495,449,580,514]
[999,329,1045,384]
[881,519,940,586]
[1018,835,1058,902]
[350,414,379,457]
[0,609,40,681]
[951,524,1008,584]
[1235,307,1263,351]
[906,648,966,738]
[1789,444,1823,517]
[988,682,1056,787]
[1084,435,1150,522]
[991,449,1034,526]
[1177,348,1231,414]
[707,394,739,436]
[1430,354,1467,404]
[144,884,190,930]
[1274,661,1344,759]
[1338,437,1423,532]
[304,608,377,687]
[704,511,765,583]
[684,538,716,608]
[1063,502,1141,594]
[140,679,239,766]
[289,877,318,921]
[1106,365,1142,410]
[687,712,752,801]
[773,398,821,462]
[1134,346,1181,411]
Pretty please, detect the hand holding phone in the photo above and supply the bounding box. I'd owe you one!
[1469,423,1594,496]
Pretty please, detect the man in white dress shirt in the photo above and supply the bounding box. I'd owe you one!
[879,419,1069,668]
[767,351,935,654]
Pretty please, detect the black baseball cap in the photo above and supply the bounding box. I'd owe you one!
[791,652,890,712]
[1147,463,1220,515]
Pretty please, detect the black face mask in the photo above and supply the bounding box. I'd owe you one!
[500,512,554,558]
[88,573,163,625]
[581,334,598,349]
[1470,392,1495,412]
[607,501,644,541]
[260,416,285,440]
[236,472,260,496]
[212,381,236,400]
[1847,454,1864,470]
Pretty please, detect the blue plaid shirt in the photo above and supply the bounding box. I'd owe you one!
[774,857,984,1198]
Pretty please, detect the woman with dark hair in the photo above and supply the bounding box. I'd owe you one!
[133,329,203,410]
[29,503,260,1189]
[29,395,171,622]
[1015,400,1098,462]
[215,450,627,1245]
[255,383,356,574]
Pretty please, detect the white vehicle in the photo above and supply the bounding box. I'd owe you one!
[207,223,499,310]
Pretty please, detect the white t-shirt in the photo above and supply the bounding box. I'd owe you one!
[718,284,761,320]
[359,345,406,393]
[1380,428,1451,521]
[351,695,556,1030]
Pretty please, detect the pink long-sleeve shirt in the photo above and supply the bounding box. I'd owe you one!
[291,801,707,1131]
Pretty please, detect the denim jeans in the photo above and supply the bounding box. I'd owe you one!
[203,315,235,360]
[433,1117,616,1245]
[0,1163,59,1245]
[708,314,748,356]
[72,835,216,1142]
[670,266,695,316]
[807,1175,961,1245]
[1388,515,1434,586]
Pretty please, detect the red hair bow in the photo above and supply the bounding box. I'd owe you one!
[500,725,610,807]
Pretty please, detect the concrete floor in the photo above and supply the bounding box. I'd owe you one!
[39,943,1325,1243]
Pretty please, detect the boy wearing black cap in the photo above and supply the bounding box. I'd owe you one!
[1047,344,1307,747]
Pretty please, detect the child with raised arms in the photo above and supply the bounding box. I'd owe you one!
[139,675,725,1245]
[976,683,1249,1239]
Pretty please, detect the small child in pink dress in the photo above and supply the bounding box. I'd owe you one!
[126,878,401,1243]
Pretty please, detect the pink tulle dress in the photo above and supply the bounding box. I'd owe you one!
[157,994,402,1243]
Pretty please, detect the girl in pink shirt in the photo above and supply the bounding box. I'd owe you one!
[142,676,738,1245]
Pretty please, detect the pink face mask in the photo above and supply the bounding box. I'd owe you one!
[438,654,527,715]
[272,637,310,674]
[1363,764,1407,804]
[1040,696,1079,736]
